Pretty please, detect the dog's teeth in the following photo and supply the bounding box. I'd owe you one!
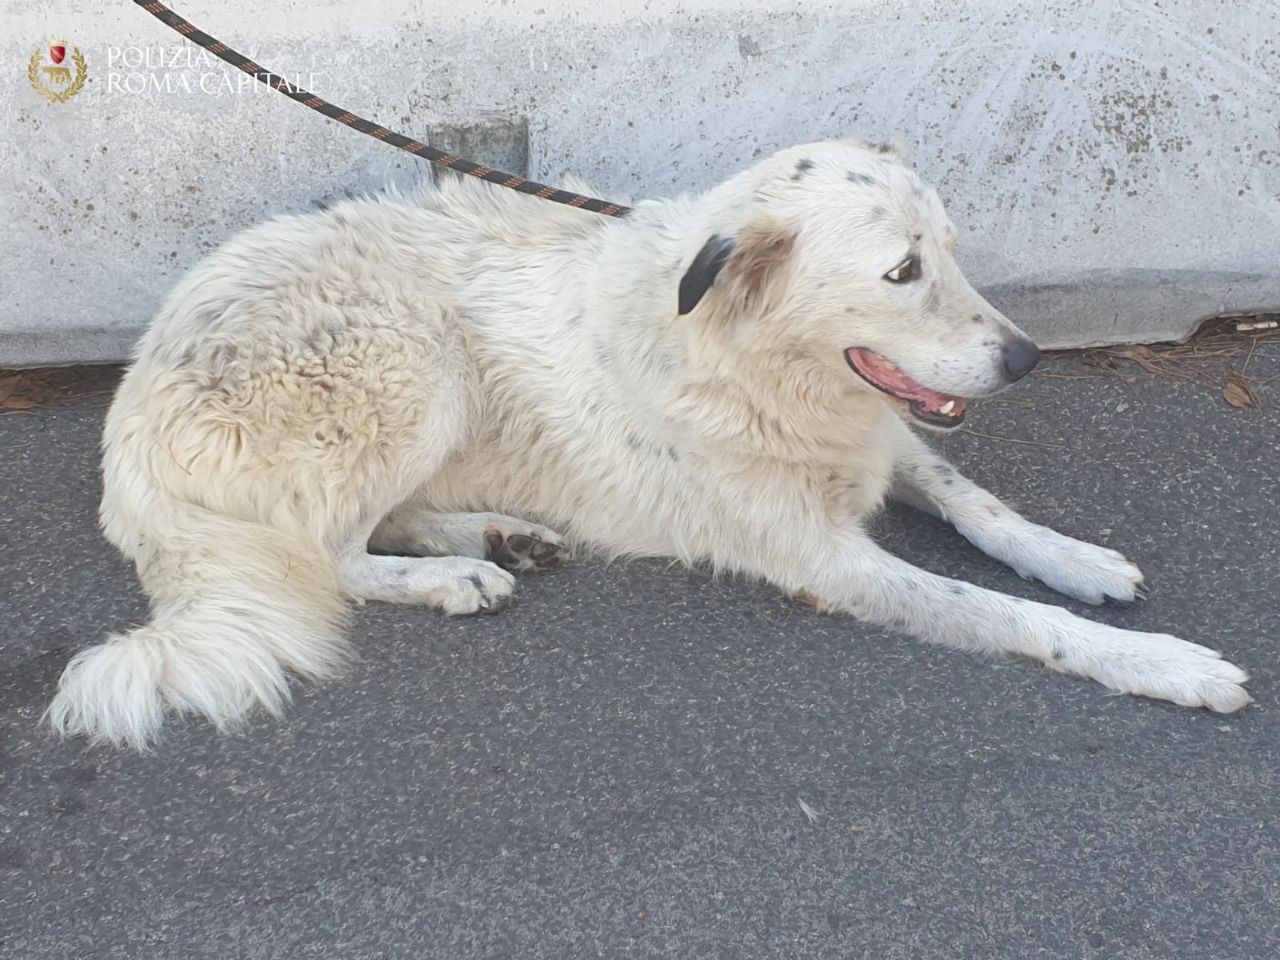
[939,400,956,415]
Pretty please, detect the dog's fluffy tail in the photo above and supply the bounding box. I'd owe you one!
[46,495,349,751]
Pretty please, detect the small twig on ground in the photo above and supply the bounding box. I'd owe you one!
[960,428,1065,449]
[1241,336,1258,377]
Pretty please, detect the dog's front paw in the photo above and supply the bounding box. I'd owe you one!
[961,518,1146,605]
[1049,623,1251,713]
[1013,533,1146,605]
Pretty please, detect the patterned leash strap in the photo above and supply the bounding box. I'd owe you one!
[131,0,632,217]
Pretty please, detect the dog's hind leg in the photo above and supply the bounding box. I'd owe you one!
[888,425,1145,605]
[370,509,568,572]
[339,549,515,615]
[50,300,479,748]
[792,530,1250,713]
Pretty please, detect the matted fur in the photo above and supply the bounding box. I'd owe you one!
[47,140,1250,749]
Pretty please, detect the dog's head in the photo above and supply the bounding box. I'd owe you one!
[675,140,1039,430]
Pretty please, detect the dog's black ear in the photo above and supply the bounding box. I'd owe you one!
[678,235,735,315]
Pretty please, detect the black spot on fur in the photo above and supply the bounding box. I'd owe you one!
[949,585,965,595]
[678,234,735,315]
[1051,645,1066,661]
[846,170,874,186]
[626,433,643,451]
[971,313,985,325]
[667,446,681,463]
[791,157,814,180]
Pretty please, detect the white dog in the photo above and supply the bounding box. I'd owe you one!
[47,139,1250,749]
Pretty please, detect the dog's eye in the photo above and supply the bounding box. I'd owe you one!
[884,257,918,284]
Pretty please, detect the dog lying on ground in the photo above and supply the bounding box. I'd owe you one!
[47,139,1251,749]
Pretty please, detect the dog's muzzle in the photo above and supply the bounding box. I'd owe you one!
[844,348,967,428]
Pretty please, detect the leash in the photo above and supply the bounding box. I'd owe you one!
[130,0,632,217]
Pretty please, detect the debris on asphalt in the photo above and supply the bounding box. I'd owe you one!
[798,797,822,825]
[0,365,121,413]
[1236,319,1278,333]
[1051,313,1279,410]
[1223,369,1258,409]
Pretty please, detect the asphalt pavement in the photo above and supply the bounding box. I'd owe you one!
[2,356,1277,959]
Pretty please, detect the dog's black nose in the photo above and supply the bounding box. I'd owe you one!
[1001,338,1041,382]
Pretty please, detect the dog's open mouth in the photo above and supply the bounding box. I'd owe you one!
[844,348,968,428]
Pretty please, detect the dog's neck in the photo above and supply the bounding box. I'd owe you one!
[589,198,893,463]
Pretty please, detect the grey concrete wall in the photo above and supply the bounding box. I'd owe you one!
[3,0,1278,365]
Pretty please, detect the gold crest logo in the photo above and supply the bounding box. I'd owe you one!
[28,40,88,104]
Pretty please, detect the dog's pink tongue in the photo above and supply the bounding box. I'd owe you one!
[846,348,965,413]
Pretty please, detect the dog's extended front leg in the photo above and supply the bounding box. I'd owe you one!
[889,425,1144,605]
[799,530,1250,713]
